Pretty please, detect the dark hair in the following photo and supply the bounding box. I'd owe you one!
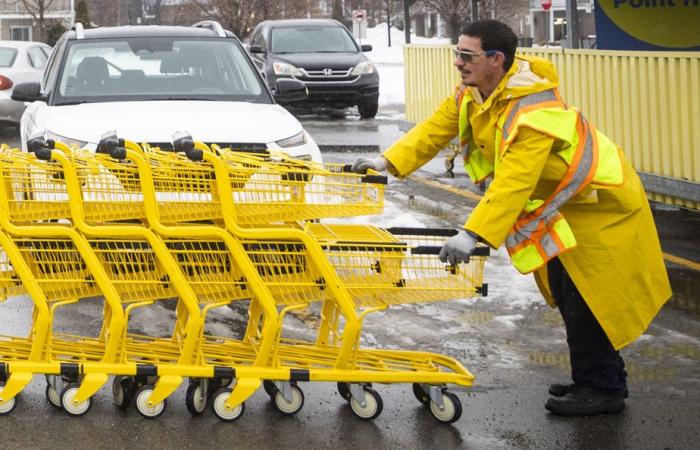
[460,20,518,72]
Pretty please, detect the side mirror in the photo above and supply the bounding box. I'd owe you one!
[249,45,266,54]
[11,82,46,102]
[275,78,308,103]
[360,44,372,52]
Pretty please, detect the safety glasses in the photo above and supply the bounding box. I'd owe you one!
[452,48,499,63]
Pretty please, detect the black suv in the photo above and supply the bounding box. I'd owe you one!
[248,19,380,118]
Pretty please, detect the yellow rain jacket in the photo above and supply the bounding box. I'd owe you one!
[383,55,672,350]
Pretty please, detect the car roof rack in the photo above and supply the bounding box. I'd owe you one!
[72,22,84,39]
[192,21,226,38]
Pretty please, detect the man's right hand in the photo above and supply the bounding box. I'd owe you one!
[351,156,387,174]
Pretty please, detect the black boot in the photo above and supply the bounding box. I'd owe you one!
[549,383,629,399]
[545,386,625,416]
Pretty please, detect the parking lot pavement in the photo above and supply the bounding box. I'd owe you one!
[297,105,405,151]
[0,124,20,147]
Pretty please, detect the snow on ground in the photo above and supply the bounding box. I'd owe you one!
[360,23,451,107]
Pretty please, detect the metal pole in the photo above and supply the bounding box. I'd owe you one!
[565,0,580,48]
[387,2,391,47]
[404,0,410,44]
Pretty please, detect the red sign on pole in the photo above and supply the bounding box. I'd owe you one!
[541,0,552,11]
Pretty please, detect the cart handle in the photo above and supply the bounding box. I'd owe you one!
[172,131,205,162]
[26,133,53,161]
[96,130,126,160]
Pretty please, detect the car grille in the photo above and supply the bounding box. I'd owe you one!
[299,68,357,83]
[146,142,269,154]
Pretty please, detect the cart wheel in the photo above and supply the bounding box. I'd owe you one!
[412,383,430,405]
[273,384,304,415]
[337,382,351,401]
[61,384,92,417]
[186,380,207,415]
[219,377,233,388]
[46,382,62,409]
[262,380,277,398]
[349,386,383,420]
[112,376,135,410]
[0,383,17,415]
[134,385,166,419]
[429,390,462,424]
[338,382,373,402]
[211,388,245,422]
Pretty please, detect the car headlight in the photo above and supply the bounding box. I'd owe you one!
[45,130,88,149]
[275,131,306,148]
[273,62,303,77]
[351,61,375,75]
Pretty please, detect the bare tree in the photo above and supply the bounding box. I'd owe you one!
[191,0,265,36]
[17,0,56,42]
[423,0,470,43]
[143,0,164,24]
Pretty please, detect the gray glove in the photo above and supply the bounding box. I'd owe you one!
[439,230,478,265]
[351,155,387,174]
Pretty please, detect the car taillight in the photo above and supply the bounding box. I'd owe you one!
[0,75,13,90]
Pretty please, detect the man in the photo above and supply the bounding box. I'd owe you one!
[352,19,671,416]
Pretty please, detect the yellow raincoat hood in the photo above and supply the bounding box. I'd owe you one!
[467,55,559,106]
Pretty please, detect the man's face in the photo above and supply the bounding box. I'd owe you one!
[454,35,501,89]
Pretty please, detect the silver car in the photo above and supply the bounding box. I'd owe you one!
[0,40,51,125]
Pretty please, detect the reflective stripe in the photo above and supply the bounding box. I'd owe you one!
[502,89,559,143]
[541,232,560,258]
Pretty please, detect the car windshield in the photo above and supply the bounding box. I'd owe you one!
[271,26,358,53]
[0,47,18,67]
[55,37,270,105]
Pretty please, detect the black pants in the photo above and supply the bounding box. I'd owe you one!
[547,258,627,394]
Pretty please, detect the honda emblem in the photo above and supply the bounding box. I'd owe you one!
[323,68,333,76]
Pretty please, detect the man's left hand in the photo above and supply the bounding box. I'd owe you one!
[439,230,478,265]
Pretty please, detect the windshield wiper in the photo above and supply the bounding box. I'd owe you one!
[160,97,216,101]
[55,100,92,106]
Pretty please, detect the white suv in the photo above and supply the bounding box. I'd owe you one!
[13,22,321,161]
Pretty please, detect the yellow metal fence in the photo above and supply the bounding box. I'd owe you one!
[403,45,700,210]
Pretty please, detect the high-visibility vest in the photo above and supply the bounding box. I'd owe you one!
[457,87,624,274]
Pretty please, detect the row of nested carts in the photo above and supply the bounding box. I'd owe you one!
[0,133,488,424]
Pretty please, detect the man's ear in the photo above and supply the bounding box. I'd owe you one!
[491,52,506,69]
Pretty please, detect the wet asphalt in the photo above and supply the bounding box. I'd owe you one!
[0,111,699,450]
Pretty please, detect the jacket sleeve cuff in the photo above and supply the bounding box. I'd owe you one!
[464,201,514,248]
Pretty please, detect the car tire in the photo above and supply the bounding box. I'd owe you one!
[358,99,378,119]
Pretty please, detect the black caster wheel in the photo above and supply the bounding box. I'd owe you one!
[134,385,167,419]
[412,383,430,405]
[272,384,304,415]
[0,383,17,415]
[349,386,383,420]
[429,390,462,424]
[112,376,135,410]
[61,384,92,417]
[211,388,245,422]
[185,380,207,415]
